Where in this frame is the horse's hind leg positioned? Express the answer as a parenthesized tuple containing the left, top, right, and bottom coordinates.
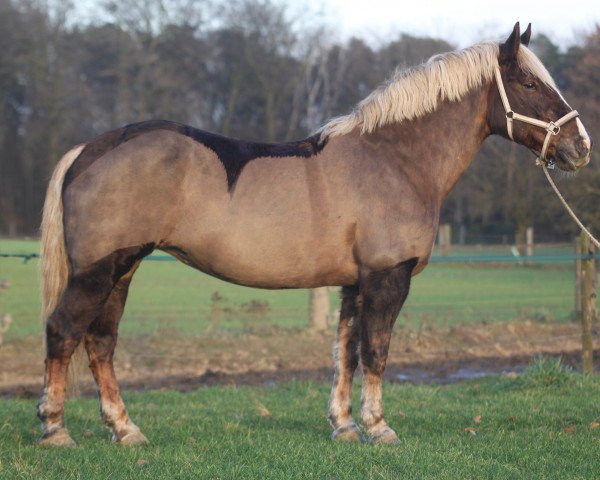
(328, 285, 362, 441)
(84, 263, 148, 445)
(37, 244, 153, 446)
(358, 258, 417, 444)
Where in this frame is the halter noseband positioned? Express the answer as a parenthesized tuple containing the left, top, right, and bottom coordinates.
(494, 67, 579, 167)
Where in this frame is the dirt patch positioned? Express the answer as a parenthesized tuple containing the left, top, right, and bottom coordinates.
(0, 319, 596, 398)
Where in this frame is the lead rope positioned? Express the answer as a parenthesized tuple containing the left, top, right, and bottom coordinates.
(540, 163, 600, 249)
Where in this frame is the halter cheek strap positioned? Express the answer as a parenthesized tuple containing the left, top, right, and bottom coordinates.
(494, 67, 579, 166)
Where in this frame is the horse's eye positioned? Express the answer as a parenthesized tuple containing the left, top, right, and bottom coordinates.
(523, 82, 536, 90)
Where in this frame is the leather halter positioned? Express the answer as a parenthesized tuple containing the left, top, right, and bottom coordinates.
(494, 67, 579, 166)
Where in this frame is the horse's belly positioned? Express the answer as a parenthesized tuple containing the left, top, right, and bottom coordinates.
(169, 231, 358, 289)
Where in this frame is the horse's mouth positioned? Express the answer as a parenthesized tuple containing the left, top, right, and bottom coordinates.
(536, 147, 590, 172)
(552, 150, 590, 172)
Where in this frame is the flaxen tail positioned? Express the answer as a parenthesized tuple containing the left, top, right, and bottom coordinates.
(40, 145, 86, 394)
(40, 144, 85, 323)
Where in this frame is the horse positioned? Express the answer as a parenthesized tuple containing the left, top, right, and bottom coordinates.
(37, 22, 592, 446)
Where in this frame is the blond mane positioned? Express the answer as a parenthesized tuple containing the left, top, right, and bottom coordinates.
(318, 43, 556, 139)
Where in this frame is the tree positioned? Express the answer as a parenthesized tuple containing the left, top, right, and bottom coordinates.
(0, 0, 597, 243)
(558, 27, 600, 233)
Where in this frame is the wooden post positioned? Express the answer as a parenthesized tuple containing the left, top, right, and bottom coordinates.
(575, 237, 582, 316)
(525, 227, 534, 257)
(458, 224, 466, 245)
(309, 287, 330, 331)
(438, 224, 451, 257)
(580, 231, 596, 375)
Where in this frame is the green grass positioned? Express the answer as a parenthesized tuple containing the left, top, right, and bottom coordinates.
(0, 238, 587, 340)
(519, 355, 575, 388)
(1, 370, 600, 479)
(1, 239, 598, 478)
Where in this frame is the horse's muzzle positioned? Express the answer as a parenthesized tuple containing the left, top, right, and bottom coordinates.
(575, 136, 592, 158)
(572, 155, 591, 169)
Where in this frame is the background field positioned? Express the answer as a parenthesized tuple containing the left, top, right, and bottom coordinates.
(0, 239, 587, 341)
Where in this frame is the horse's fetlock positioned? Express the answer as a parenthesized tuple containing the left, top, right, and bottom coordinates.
(100, 401, 130, 434)
(37, 397, 63, 421)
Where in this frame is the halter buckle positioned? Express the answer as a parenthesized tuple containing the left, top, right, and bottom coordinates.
(505, 111, 514, 119)
(536, 157, 556, 169)
(546, 122, 560, 135)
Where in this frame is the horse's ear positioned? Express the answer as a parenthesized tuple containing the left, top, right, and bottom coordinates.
(520, 23, 532, 47)
(499, 22, 521, 65)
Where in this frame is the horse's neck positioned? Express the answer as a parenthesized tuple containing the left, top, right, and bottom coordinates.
(365, 85, 490, 201)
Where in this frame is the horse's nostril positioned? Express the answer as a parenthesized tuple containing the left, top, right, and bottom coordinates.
(576, 137, 590, 157)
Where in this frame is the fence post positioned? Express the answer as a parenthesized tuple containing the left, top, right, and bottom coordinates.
(438, 224, 451, 257)
(526, 227, 534, 257)
(575, 237, 582, 316)
(309, 287, 330, 331)
(580, 231, 596, 375)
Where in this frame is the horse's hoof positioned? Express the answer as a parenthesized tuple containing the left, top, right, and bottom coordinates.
(115, 430, 149, 446)
(38, 428, 76, 447)
(369, 428, 399, 445)
(332, 424, 363, 442)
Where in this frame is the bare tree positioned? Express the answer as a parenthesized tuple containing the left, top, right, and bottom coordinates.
(306, 44, 332, 330)
(269, 21, 357, 330)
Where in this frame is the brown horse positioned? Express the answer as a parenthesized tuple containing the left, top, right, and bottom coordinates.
(38, 23, 592, 446)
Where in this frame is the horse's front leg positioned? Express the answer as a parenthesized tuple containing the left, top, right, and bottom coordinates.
(358, 258, 417, 444)
(328, 285, 362, 441)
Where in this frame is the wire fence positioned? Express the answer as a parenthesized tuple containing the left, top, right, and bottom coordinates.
(1, 240, 598, 379)
(0, 240, 598, 338)
(2, 248, 598, 264)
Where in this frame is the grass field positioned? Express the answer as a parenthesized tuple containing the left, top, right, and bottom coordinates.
(2, 242, 599, 478)
(1, 359, 599, 479)
(0, 238, 586, 341)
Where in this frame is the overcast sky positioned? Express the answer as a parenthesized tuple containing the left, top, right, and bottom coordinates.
(319, 0, 599, 48)
(75, 0, 599, 49)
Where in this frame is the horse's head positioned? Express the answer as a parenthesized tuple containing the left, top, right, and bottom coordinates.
(489, 22, 592, 171)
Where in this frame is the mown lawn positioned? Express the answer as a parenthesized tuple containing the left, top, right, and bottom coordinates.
(0, 238, 582, 341)
(1, 363, 599, 479)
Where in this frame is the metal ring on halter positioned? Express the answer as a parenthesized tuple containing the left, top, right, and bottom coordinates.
(546, 122, 560, 135)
